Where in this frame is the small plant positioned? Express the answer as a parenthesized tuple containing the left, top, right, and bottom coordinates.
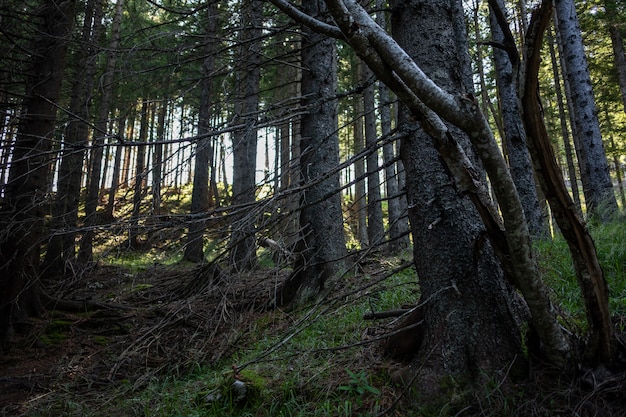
(337, 369, 381, 406)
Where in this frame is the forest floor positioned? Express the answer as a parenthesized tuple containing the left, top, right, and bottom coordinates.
(2, 255, 626, 416)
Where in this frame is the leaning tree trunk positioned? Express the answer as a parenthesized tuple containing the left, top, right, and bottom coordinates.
(276, 0, 347, 308)
(554, 0, 618, 219)
(0, 0, 75, 346)
(518, 3, 614, 364)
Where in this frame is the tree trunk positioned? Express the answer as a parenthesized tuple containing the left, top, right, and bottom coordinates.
(0, 0, 75, 346)
(78, 0, 124, 263)
(128, 100, 149, 248)
(520, 2, 614, 364)
(554, 0, 618, 219)
(103, 114, 126, 219)
(390, 0, 527, 399)
(42, 0, 103, 278)
(488, 0, 549, 239)
(228, 0, 262, 271)
(185, 2, 218, 262)
(353, 62, 368, 248)
(152, 97, 168, 217)
(379, 81, 409, 252)
(362, 63, 385, 247)
(276, 0, 347, 308)
(548, 28, 582, 213)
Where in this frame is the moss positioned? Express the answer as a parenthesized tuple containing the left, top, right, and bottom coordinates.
(40, 319, 73, 345)
(93, 335, 110, 345)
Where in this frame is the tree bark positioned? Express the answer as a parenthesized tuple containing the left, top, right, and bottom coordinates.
(276, 0, 347, 308)
(0, 0, 76, 346)
(228, 0, 262, 271)
(185, 2, 218, 262)
(488, 0, 549, 239)
(78, 0, 124, 263)
(554, 0, 618, 219)
(42, 0, 103, 278)
(362, 63, 385, 247)
(390, 0, 532, 398)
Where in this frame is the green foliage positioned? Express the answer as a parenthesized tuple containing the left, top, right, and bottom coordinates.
(337, 369, 381, 406)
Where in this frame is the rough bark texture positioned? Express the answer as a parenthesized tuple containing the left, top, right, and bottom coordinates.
(229, 0, 262, 271)
(488, 0, 549, 239)
(0, 0, 75, 346)
(276, 0, 347, 308)
(392, 0, 526, 400)
(185, 2, 217, 262)
(554, 0, 618, 218)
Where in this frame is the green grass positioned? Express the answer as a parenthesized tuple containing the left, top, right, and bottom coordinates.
(105, 262, 418, 417)
(536, 219, 626, 328)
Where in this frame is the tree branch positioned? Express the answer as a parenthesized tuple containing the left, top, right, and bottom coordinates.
(268, 0, 344, 40)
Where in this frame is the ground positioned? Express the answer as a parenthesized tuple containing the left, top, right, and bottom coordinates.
(0, 262, 287, 415)
(2, 259, 626, 416)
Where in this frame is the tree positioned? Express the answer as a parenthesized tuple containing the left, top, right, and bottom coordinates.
(488, 0, 549, 238)
(78, 0, 124, 263)
(554, 0, 618, 218)
(362, 64, 385, 247)
(228, 0, 262, 271)
(275, 0, 347, 308)
(185, 1, 219, 262)
(0, 0, 76, 346)
(42, 0, 104, 278)
(390, 0, 530, 397)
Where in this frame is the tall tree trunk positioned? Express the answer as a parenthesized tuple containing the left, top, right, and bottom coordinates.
(352, 65, 368, 248)
(185, 2, 218, 262)
(362, 64, 385, 247)
(379, 82, 409, 252)
(0, 0, 75, 346)
(488, 0, 549, 238)
(152, 97, 168, 217)
(554, 0, 618, 219)
(605, 0, 626, 117)
(128, 100, 149, 248)
(42, 0, 103, 278)
(392, 0, 526, 399)
(548, 28, 582, 213)
(276, 0, 347, 308)
(228, 0, 262, 270)
(78, 0, 124, 263)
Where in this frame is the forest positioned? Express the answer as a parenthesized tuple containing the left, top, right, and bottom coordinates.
(2, 0, 626, 415)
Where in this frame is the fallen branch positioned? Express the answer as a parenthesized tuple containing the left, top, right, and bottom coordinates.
(363, 309, 411, 320)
